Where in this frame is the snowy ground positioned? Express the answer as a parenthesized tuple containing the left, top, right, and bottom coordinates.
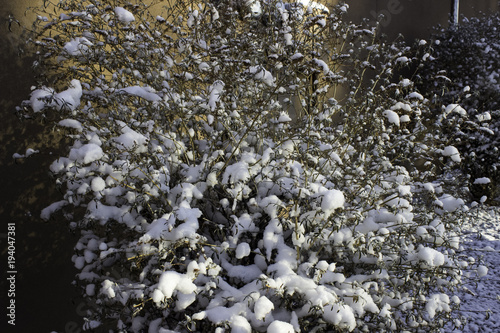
(454, 206, 500, 332)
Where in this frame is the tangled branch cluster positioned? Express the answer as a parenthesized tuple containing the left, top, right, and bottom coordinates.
(417, 15, 500, 203)
(19, 0, 480, 331)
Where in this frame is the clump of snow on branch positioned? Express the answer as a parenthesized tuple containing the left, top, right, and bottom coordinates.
(114, 7, 135, 23)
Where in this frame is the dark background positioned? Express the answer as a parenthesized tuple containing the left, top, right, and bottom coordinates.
(345, 0, 499, 42)
(0, 1, 83, 332)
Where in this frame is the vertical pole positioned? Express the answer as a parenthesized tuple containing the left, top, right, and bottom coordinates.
(450, 0, 460, 26)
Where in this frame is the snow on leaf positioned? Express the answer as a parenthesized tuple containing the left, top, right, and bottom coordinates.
(418, 246, 445, 267)
(407, 91, 424, 100)
(267, 320, 294, 333)
(444, 104, 467, 117)
(171, 203, 201, 237)
(222, 161, 251, 184)
(29, 86, 55, 112)
(117, 86, 161, 102)
(426, 293, 451, 319)
(322, 303, 356, 331)
(59, 119, 83, 131)
(249, 66, 275, 86)
(114, 7, 135, 23)
(439, 146, 461, 162)
(54, 79, 82, 110)
(155, 271, 196, 299)
(63, 37, 93, 56)
(435, 194, 464, 213)
(278, 112, 292, 122)
(101, 279, 116, 298)
(40, 200, 68, 220)
(391, 102, 411, 112)
(290, 53, 304, 61)
(395, 56, 409, 64)
(69, 143, 104, 164)
(113, 126, 148, 153)
(297, 0, 329, 13)
(207, 80, 224, 110)
(383, 110, 400, 126)
(476, 112, 491, 122)
(235, 242, 251, 259)
(91, 177, 106, 192)
(313, 58, 331, 75)
(474, 177, 491, 184)
(320, 189, 345, 218)
(477, 265, 488, 278)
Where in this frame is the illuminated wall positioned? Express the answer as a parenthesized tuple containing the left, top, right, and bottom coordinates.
(2, 0, 498, 43)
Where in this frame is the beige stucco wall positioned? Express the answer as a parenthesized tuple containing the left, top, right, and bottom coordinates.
(3, 1, 499, 42)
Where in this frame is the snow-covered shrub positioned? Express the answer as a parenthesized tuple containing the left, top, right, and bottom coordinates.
(416, 15, 500, 203)
(21, 0, 471, 331)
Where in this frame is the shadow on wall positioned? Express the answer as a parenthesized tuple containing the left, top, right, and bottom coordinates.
(0, 1, 85, 333)
(0, 1, 182, 332)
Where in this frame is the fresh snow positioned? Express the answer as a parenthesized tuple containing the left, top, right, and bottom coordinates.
(473, 177, 491, 185)
(54, 80, 82, 110)
(207, 81, 224, 110)
(450, 207, 500, 333)
(445, 103, 467, 117)
(297, 0, 329, 13)
(63, 37, 93, 56)
(383, 109, 400, 126)
(408, 91, 424, 100)
(426, 293, 452, 319)
(313, 58, 331, 75)
(29, 86, 54, 113)
(440, 145, 462, 163)
(40, 200, 68, 220)
(476, 112, 491, 122)
(30, 79, 82, 112)
(320, 189, 345, 217)
(113, 125, 149, 153)
(396, 56, 409, 64)
(90, 177, 106, 192)
(254, 296, 274, 321)
(391, 101, 412, 111)
(68, 143, 104, 164)
(278, 112, 292, 122)
(155, 271, 197, 299)
(101, 279, 116, 298)
(235, 242, 251, 259)
(267, 320, 294, 333)
(58, 119, 83, 131)
(12, 148, 39, 159)
(436, 194, 465, 212)
(417, 246, 446, 267)
(117, 86, 162, 102)
(114, 7, 135, 23)
(249, 66, 275, 86)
